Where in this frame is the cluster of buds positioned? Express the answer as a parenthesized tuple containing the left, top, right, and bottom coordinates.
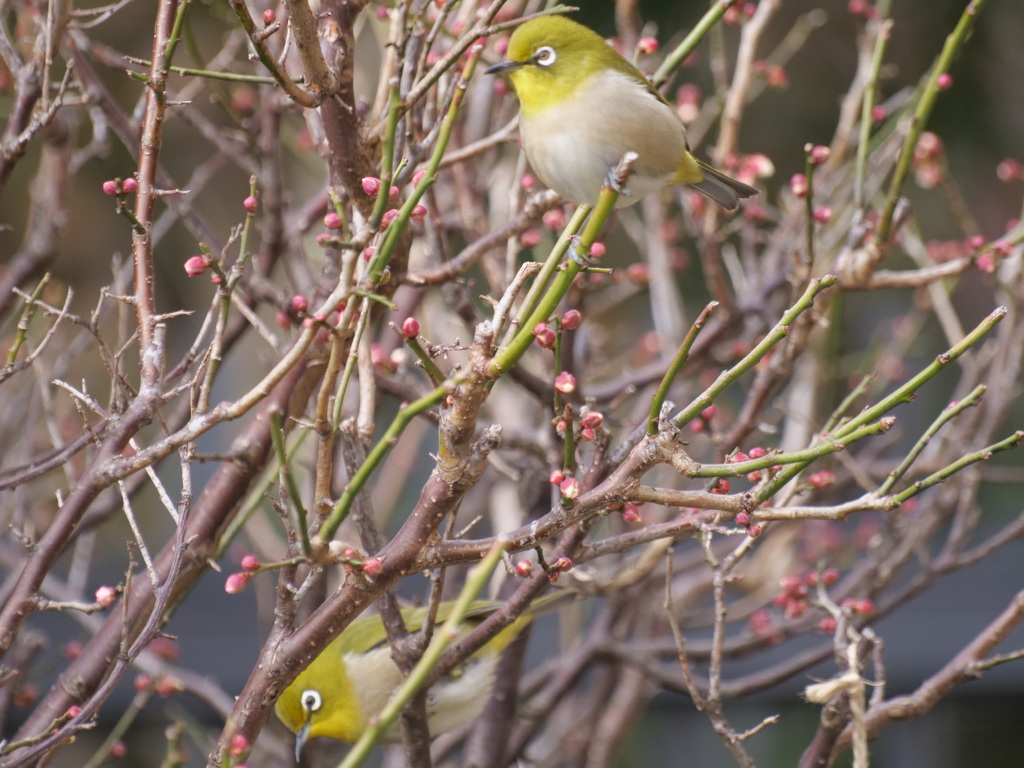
(723, 2, 758, 25)
(913, 131, 945, 189)
(688, 403, 717, 434)
(101, 177, 138, 196)
(546, 556, 573, 582)
(753, 60, 788, 89)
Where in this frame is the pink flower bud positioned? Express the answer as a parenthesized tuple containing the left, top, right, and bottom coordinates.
(533, 323, 556, 348)
(66, 705, 82, 719)
(240, 554, 261, 572)
(560, 309, 582, 330)
(63, 640, 83, 659)
(790, 173, 808, 198)
(184, 255, 210, 277)
(637, 36, 659, 56)
(558, 477, 580, 499)
(997, 159, 1022, 182)
(519, 229, 542, 248)
(734, 512, 750, 526)
(380, 208, 400, 229)
(389, 186, 400, 201)
(230, 733, 249, 757)
(549, 469, 565, 485)
(361, 557, 383, 576)
(411, 203, 428, 218)
(553, 556, 573, 572)
(748, 446, 767, 459)
(290, 295, 308, 312)
(808, 470, 836, 489)
(102, 180, 118, 195)
(808, 145, 831, 165)
(620, 502, 641, 523)
(936, 72, 952, 90)
(362, 246, 375, 261)
(225, 572, 250, 594)
(872, 105, 887, 122)
(514, 560, 533, 578)
(243, 195, 257, 212)
(401, 317, 420, 338)
(712, 478, 731, 495)
(263, 8, 276, 24)
(579, 410, 603, 429)
(589, 241, 607, 258)
(121, 177, 138, 194)
(542, 209, 566, 230)
(362, 176, 381, 196)
(700, 404, 717, 420)
(747, 523, 762, 536)
(154, 675, 184, 697)
(813, 206, 833, 223)
(95, 585, 117, 608)
(412, 169, 427, 186)
(520, 173, 537, 190)
(554, 371, 576, 393)
(324, 211, 343, 230)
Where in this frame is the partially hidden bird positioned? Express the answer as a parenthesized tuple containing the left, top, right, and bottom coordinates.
(486, 15, 758, 210)
(275, 598, 555, 757)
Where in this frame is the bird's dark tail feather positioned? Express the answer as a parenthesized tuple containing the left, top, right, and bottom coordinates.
(690, 160, 759, 211)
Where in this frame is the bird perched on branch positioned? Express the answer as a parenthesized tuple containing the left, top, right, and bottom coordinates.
(274, 598, 556, 756)
(486, 15, 757, 210)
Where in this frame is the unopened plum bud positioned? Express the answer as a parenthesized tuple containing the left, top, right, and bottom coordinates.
(361, 557, 383, 576)
(263, 8, 276, 24)
(620, 502, 641, 523)
(240, 554, 261, 572)
(534, 326, 556, 349)
(560, 308, 582, 329)
(290, 295, 308, 313)
(324, 212, 342, 230)
(412, 169, 427, 186)
(936, 72, 952, 90)
(579, 410, 603, 429)
(519, 229, 542, 248)
(230, 734, 249, 757)
(102, 180, 118, 195)
(589, 241, 607, 258)
(401, 317, 420, 338)
(813, 206, 833, 223)
(735, 512, 750, 526)
(553, 556, 573, 572)
(559, 477, 580, 499)
(184, 255, 209, 277)
(554, 371, 576, 393)
(790, 173, 808, 197)
(95, 585, 117, 608)
(637, 36, 659, 56)
(549, 469, 565, 485)
(361, 176, 381, 196)
(225, 572, 250, 594)
(808, 145, 831, 165)
(514, 560, 533, 578)
(243, 195, 257, 212)
(121, 178, 138, 194)
(380, 208, 400, 229)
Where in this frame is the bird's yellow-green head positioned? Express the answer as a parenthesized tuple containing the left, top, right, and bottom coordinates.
(486, 16, 639, 115)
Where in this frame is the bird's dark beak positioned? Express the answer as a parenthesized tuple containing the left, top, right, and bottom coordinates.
(484, 59, 526, 75)
(294, 717, 311, 762)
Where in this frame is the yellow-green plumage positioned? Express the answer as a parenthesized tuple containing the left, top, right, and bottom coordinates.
(274, 600, 543, 752)
(487, 15, 757, 209)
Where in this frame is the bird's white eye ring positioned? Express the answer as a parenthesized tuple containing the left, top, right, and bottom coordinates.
(301, 689, 322, 713)
(534, 46, 556, 67)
